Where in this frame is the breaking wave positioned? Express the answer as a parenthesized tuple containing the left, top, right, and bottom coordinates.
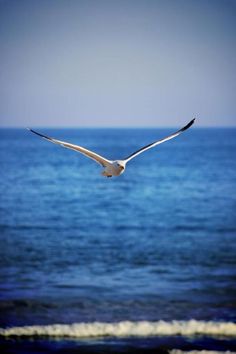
(170, 351, 236, 354)
(0, 320, 236, 338)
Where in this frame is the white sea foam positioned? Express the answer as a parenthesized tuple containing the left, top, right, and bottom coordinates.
(0, 320, 236, 338)
(170, 351, 236, 354)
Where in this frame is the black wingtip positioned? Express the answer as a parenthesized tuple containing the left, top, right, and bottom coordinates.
(27, 128, 53, 141)
(180, 118, 196, 132)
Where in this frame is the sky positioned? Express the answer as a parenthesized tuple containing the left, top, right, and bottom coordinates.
(0, 0, 235, 127)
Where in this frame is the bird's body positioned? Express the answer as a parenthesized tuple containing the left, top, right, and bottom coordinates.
(102, 160, 126, 177)
(28, 119, 195, 178)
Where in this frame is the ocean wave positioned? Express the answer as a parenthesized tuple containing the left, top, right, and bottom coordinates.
(0, 320, 236, 338)
(170, 351, 236, 354)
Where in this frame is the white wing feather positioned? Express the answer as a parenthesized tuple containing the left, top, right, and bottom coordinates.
(28, 129, 111, 167)
(124, 119, 195, 162)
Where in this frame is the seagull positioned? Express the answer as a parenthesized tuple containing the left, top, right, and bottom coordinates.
(28, 118, 195, 178)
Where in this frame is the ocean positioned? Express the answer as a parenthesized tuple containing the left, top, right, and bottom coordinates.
(0, 127, 236, 353)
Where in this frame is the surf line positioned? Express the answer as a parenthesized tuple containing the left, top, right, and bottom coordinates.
(1, 320, 236, 338)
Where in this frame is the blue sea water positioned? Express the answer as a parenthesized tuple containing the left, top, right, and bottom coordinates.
(0, 127, 236, 353)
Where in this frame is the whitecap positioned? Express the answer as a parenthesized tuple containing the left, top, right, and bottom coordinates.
(170, 351, 236, 354)
(1, 320, 236, 338)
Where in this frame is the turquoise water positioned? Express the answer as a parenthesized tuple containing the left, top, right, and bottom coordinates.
(0, 127, 236, 352)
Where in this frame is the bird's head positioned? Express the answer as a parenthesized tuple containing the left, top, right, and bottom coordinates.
(115, 160, 126, 173)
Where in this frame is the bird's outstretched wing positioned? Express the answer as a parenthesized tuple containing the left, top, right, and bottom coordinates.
(123, 118, 195, 162)
(28, 129, 111, 167)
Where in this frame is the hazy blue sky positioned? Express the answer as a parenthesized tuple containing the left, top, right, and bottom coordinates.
(0, 0, 235, 127)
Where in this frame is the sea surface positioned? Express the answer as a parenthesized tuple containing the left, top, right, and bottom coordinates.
(0, 127, 236, 353)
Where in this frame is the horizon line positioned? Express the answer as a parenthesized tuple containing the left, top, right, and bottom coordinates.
(0, 124, 236, 129)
